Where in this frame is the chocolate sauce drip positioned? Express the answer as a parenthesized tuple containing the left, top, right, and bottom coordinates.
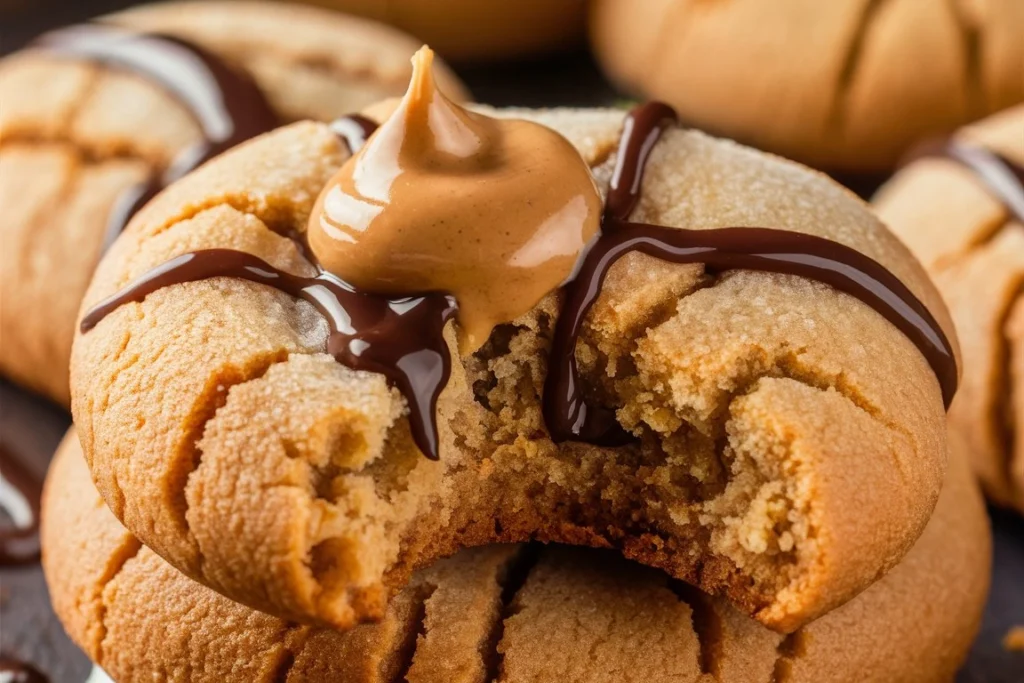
(330, 115, 379, 158)
(79, 117, 458, 460)
(904, 139, 1024, 223)
(80, 106, 958, 459)
(542, 103, 958, 444)
(0, 658, 48, 683)
(80, 249, 456, 459)
(0, 446, 42, 566)
(35, 25, 279, 246)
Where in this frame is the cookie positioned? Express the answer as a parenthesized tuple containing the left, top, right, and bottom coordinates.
(42, 427, 990, 683)
(70, 61, 958, 635)
(295, 0, 587, 62)
(589, 0, 1024, 172)
(873, 104, 1024, 512)
(0, 0, 467, 405)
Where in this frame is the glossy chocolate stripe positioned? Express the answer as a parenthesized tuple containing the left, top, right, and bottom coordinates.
(80, 248, 456, 460)
(35, 24, 279, 244)
(0, 445, 42, 566)
(542, 103, 958, 444)
(0, 657, 48, 683)
(904, 139, 1024, 223)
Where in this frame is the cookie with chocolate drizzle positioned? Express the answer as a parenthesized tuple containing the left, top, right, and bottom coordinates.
(875, 104, 1024, 514)
(43, 428, 990, 683)
(0, 0, 467, 405)
(72, 47, 958, 633)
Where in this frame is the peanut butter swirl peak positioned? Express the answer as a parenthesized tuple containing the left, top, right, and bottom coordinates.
(309, 47, 602, 354)
(82, 47, 958, 462)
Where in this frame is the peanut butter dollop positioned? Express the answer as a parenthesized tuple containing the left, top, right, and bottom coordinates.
(307, 46, 602, 352)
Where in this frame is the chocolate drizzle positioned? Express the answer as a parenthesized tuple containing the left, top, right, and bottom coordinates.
(80, 248, 456, 460)
(542, 103, 958, 443)
(0, 657, 48, 683)
(903, 139, 1024, 223)
(0, 446, 42, 565)
(80, 117, 457, 461)
(35, 25, 279, 244)
(80, 104, 958, 460)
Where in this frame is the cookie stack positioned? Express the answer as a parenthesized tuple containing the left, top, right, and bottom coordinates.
(0, 2, 1005, 682)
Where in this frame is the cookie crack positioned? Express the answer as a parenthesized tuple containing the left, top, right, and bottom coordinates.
(180, 350, 317, 563)
(828, 0, 887, 134)
(668, 579, 723, 677)
(93, 537, 143, 667)
(269, 624, 311, 683)
(484, 544, 544, 683)
(388, 582, 437, 683)
(769, 629, 806, 683)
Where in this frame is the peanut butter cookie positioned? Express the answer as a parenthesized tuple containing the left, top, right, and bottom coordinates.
(874, 104, 1024, 512)
(71, 62, 958, 635)
(0, 0, 466, 404)
(42, 428, 990, 683)
(590, 0, 1024, 172)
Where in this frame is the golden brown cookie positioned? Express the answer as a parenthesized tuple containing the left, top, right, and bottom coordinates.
(873, 104, 1024, 512)
(294, 0, 587, 62)
(43, 427, 990, 683)
(589, 0, 1024, 172)
(70, 101, 956, 633)
(0, 0, 466, 405)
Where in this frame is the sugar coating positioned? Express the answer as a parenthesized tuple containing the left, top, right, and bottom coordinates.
(874, 103, 1024, 512)
(71, 107, 955, 633)
(42, 429, 989, 682)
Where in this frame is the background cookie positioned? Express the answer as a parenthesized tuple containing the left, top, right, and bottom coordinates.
(292, 0, 587, 63)
(43, 427, 990, 683)
(71, 105, 954, 633)
(589, 0, 1024, 172)
(873, 104, 1024, 512)
(0, 0, 467, 405)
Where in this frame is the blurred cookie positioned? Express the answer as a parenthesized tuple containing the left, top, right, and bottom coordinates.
(71, 92, 955, 633)
(0, 0, 466, 404)
(874, 104, 1024, 511)
(590, 0, 1024, 172)
(43, 428, 990, 683)
(295, 0, 587, 62)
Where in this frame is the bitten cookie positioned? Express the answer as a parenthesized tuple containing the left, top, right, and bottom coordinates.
(874, 104, 1024, 512)
(0, 0, 466, 404)
(71, 86, 957, 634)
(294, 0, 587, 62)
(589, 0, 1024, 172)
(43, 428, 990, 683)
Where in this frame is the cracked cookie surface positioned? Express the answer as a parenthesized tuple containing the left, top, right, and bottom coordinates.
(43, 428, 989, 683)
(590, 0, 1024, 172)
(71, 106, 956, 633)
(874, 104, 1024, 512)
(0, 0, 466, 404)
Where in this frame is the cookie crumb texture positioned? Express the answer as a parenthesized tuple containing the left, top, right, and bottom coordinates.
(43, 430, 989, 683)
(590, 0, 1024, 171)
(874, 104, 1024, 512)
(71, 108, 954, 633)
(0, 0, 467, 404)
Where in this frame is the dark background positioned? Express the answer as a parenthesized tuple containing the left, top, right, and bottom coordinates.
(1, 2, 1022, 682)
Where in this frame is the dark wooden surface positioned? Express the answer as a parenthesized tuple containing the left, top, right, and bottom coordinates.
(1, 3, 1022, 682)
